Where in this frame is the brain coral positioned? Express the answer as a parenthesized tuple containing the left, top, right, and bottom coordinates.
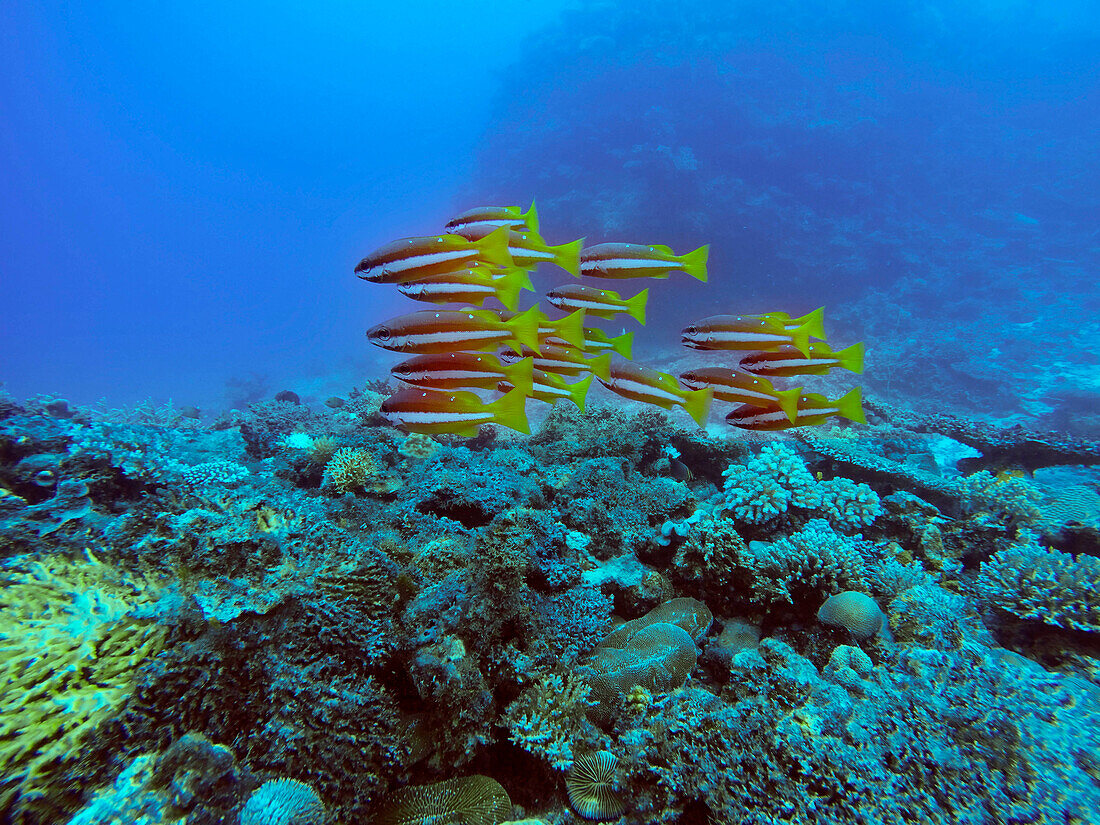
(373, 775, 512, 825)
(240, 778, 325, 825)
(566, 751, 624, 821)
(817, 591, 885, 640)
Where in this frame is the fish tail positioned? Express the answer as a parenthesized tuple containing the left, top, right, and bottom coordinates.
(838, 342, 865, 374)
(626, 288, 648, 325)
(789, 324, 812, 357)
(474, 226, 514, 268)
(490, 386, 531, 434)
(679, 244, 709, 282)
(512, 266, 535, 293)
(506, 306, 542, 353)
(554, 309, 587, 349)
(523, 200, 540, 234)
(773, 387, 802, 423)
(505, 356, 535, 397)
(569, 374, 595, 412)
(682, 386, 713, 428)
(551, 237, 584, 276)
(797, 306, 826, 340)
(608, 331, 634, 359)
(834, 386, 866, 424)
(493, 269, 525, 311)
(586, 352, 612, 381)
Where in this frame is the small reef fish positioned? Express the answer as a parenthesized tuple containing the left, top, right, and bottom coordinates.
(381, 386, 530, 436)
(738, 342, 865, 377)
(366, 307, 540, 354)
(679, 366, 802, 422)
(461, 225, 583, 275)
(396, 266, 533, 311)
(391, 352, 534, 395)
(499, 369, 594, 411)
(726, 387, 866, 430)
(355, 228, 513, 284)
(444, 202, 539, 236)
(545, 284, 648, 324)
(597, 360, 713, 427)
(501, 344, 612, 380)
(532, 308, 587, 351)
(578, 327, 633, 359)
(579, 242, 708, 282)
(680, 314, 813, 357)
(751, 306, 826, 341)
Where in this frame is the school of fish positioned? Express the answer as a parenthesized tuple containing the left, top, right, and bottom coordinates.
(354, 203, 865, 436)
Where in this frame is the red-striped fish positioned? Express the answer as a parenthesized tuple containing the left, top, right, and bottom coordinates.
(579, 242, 708, 281)
(354, 227, 512, 284)
(679, 367, 802, 422)
(366, 307, 540, 354)
(460, 225, 583, 275)
(725, 387, 865, 431)
(445, 202, 539, 236)
(396, 266, 532, 311)
(681, 315, 813, 357)
(753, 307, 826, 340)
(501, 345, 612, 380)
(738, 342, 865, 377)
(499, 370, 594, 411)
(391, 352, 534, 395)
(381, 386, 530, 436)
(597, 360, 713, 427)
(545, 284, 648, 324)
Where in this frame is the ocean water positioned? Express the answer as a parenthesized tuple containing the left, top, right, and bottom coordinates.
(2, 2, 1099, 824)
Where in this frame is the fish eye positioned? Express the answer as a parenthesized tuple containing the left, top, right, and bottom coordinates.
(394, 363, 410, 374)
(685, 325, 697, 335)
(375, 327, 391, 340)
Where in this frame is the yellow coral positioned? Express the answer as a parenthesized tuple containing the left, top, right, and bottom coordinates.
(0, 551, 165, 815)
(324, 448, 379, 494)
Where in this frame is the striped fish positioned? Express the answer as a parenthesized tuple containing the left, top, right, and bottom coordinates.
(597, 360, 713, 427)
(679, 367, 802, 422)
(545, 284, 648, 324)
(681, 314, 813, 357)
(726, 387, 865, 431)
(445, 202, 539, 236)
(579, 242, 708, 281)
(499, 370, 594, 411)
(381, 386, 529, 436)
(366, 307, 540, 354)
(753, 306, 826, 340)
(396, 266, 533, 311)
(354, 227, 512, 284)
(391, 352, 534, 395)
(739, 342, 865, 377)
(501, 344, 612, 380)
(462, 225, 583, 275)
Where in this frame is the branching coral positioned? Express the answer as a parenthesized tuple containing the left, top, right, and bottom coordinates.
(503, 672, 598, 770)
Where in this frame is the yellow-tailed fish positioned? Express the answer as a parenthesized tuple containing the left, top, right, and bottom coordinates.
(579, 242, 708, 282)
(499, 369, 594, 411)
(579, 327, 633, 359)
(725, 387, 865, 431)
(355, 227, 513, 284)
(679, 366, 802, 423)
(754, 307, 826, 340)
(391, 352, 534, 395)
(501, 345, 612, 381)
(533, 308, 587, 350)
(445, 201, 539, 236)
(396, 265, 532, 311)
(545, 284, 648, 324)
(366, 307, 540, 354)
(681, 314, 813, 357)
(597, 360, 712, 427)
(462, 225, 583, 275)
(738, 342, 865, 377)
(381, 386, 530, 436)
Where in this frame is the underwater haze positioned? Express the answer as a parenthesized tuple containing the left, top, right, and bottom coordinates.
(3, 3, 1100, 825)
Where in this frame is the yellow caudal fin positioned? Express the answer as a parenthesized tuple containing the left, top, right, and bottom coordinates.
(505, 306, 541, 354)
(789, 323, 812, 357)
(837, 342, 865, 374)
(834, 386, 866, 424)
(551, 237, 584, 277)
(679, 244, 709, 282)
(568, 374, 595, 411)
(794, 306, 826, 340)
(490, 386, 531, 434)
(474, 226, 514, 268)
(504, 356, 535, 397)
(607, 331, 634, 359)
(522, 200, 539, 234)
(772, 387, 802, 423)
(626, 288, 648, 325)
(682, 386, 713, 428)
(492, 269, 527, 311)
(586, 352, 612, 381)
(551, 309, 586, 350)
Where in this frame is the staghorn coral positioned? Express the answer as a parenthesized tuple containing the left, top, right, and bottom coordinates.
(239, 778, 324, 825)
(743, 519, 868, 607)
(323, 447, 380, 494)
(566, 751, 624, 821)
(503, 671, 599, 769)
(372, 775, 512, 825)
(0, 551, 166, 820)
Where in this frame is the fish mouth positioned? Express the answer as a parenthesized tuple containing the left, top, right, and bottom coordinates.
(680, 336, 704, 349)
(355, 261, 384, 281)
